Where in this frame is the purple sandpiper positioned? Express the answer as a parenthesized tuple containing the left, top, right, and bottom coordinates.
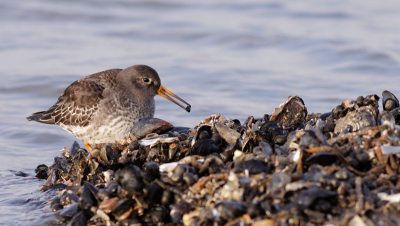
(27, 65, 191, 150)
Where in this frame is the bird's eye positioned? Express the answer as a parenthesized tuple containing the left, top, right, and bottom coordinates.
(142, 78, 150, 83)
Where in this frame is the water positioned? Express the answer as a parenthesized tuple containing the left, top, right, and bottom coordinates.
(1, 0, 400, 224)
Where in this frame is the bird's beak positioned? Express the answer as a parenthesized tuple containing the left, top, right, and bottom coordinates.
(158, 85, 191, 112)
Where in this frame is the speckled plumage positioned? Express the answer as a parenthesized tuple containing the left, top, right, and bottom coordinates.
(28, 65, 163, 144)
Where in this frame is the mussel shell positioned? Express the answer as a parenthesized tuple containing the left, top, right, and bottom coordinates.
(389, 107, 400, 124)
(363, 98, 373, 106)
(356, 96, 364, 107)
(106, 180, 120, 194)
(332, 105, 347, 119)
(182, 172, 198, 186)
(220, 151, 233, 163)
(67, 211, 88, 226)
(382, 90, 399, 111)
(35, 164, 48, 179)
(167, 126, 191, 135)
(161, 190, 173, 206)
(99, 144, 118, 165)
(148, 181, 163, 204)
(54, 157, 70, 175)
(130, 117, 174, 139)
(243, 116, 254, 128)
(99, 197, 120, 213)
(144, 161, 160, 182)
(78, 182, 98, 211)
(142, 206, 168, 225)
(270, 95, 308, 131)
(51, 197, 62, 212)
(322, 122, 335, 133)
(170, 201, 192, 224)
(211, 129, 222, 147)
(377, 111, 395, 128)
(115, 165, 144, 193)
(259, 121, 284, 142)
(119, 218, 142, 226)
(299, 134, 320, 149)
(60, 192, 79, 206)
(228, 119, 241, 129)
(334, 169, 352, 180)
(169, 143, 178, 160)
(247, 203, 264, 218)
(96, 189, 113, 201)
(85, 181, 99, 198)
(215, 122, 240, 146)
(269, 172, 291, 196)
(69, 149, 89, 182)
(191, 138, 220, 156)
(256, 141, 273, 157)
(60, 203, 79, 218)
(191, 125, 212, 144)
(295, 187, 337, 209)
(212, 201, 246, 222)
(274, 134, 287, 145)
(112, 199, 134, 217)
(138, 134, 169, 146)
(304, 152, 338, 167)
(302, 166, 332, 182)
(334, 105, 377, 133)
(318, 112, 332, 121)
(234, 159, 270, 174)
(128, 140, 139, 151)
(70, 141, 80, 158)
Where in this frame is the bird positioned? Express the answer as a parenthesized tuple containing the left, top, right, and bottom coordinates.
(27, 65, 191, 151)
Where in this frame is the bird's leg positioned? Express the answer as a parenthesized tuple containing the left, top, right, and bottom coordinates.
(84, 143, 103, 161)
(84, 143, 93, 152)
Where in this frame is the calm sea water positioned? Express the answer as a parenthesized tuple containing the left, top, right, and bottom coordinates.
(1, 0, 400, 224)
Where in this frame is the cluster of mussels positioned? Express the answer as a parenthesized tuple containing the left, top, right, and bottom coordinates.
(37, 91, 400, 226)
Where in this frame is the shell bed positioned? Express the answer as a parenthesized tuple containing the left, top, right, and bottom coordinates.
(36, 91, 400, 226)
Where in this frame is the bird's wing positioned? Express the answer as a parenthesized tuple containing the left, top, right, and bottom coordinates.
(27, 79, 106, 127)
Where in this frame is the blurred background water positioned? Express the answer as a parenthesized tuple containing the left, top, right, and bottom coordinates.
(1, 0, 400, 224)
